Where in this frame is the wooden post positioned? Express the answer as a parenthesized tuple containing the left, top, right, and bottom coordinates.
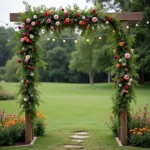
(25, 112, 32, 144)
(119, 21, 128, 145)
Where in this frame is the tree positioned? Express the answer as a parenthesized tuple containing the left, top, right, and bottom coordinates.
(41, 46, 69, 82)
(0, 27, 15, 66)
(4, 56, 19, 82)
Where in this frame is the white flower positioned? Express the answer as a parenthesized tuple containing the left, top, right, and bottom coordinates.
(25, 55, 30, 60)
(122, 62, 126, 66)
(30, 95, 33, 97)
(127, 82, 131, 86)
(31, 21, 35, 26)
(82, 16, 86, 20)
(21, 80, 24, 83)
(113, 49, 116, 53)
(22, 47, 25, 50)
(50, 26, 54, 30)
(21, 105, 24, 108)
(30, 72, 34, 76)
(33, 15, 37, 19)
(119, 59, 122, 62)
(54, 15, 59, 19)
(56, 21, 60, 26)
(30, 34, 34, 39)
(129, 78, 133, 82)
(24, 98, 27, 102)
(119, 84, 122, 87)
(130, 49, 134, 53)
(105, 21, 109, 24)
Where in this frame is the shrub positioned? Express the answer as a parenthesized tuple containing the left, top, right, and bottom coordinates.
(105, 114, 119, 137)
(129, 105, 150, 147)
(0, 110, 47, 146)
(129, 126, 150, 147)
(0, 85, 16, 100)
(34, 111, 47, 136)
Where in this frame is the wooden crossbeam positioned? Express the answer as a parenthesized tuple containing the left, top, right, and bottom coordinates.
(10, 12, 142, 22)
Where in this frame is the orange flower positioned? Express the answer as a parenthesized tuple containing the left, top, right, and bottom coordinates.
(119, 41, 124, 47)
(47, 11, 51, 15)
(116, 64, 121, 68)
(65, 18, 70, 23)
(79, 21, 83, 25)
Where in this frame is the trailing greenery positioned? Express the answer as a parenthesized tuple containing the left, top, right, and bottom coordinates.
(16, 2, 137, 127)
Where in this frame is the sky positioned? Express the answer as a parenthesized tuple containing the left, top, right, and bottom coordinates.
(0, 0, 93, 28)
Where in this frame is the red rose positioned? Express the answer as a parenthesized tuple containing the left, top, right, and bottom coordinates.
(121, 78, 125, 82)
(30, 66, 34, 71)
(58, 27, 61, 31)
(23, 33, 28, 37)
(18, 26, 22, 29)
(25, 25, 30, 30)
(65, 12, 68, 17)
(124, 86, 129, 89)
(20, 51, 23, 55)
(109, 17, 113, 21)
(114, 55, 118, 59)
(61, 8, 64, 11)
(63, 20, 67, 25)
(85, 18, 89, 23)
(18, 60, 21, 63)
(92, 9, 96, 14)
(44, 12, 48, 16)
(76, 14, 80, 17)
(24, 50, 27, 53)
(35, 22, 39, 25)
(102, 18, 106, 22)
(70, 21, 74, 25)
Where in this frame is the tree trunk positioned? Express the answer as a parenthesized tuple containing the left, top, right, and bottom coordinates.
(88, 71, 94, 85)
(107, 72, 111, 83)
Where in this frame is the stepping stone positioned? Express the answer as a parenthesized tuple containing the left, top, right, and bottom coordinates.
(63, 145, 82, 149)
(73, 132, 88, 136)
(71, 135, 89, 139)
(72, 139, 83, 143)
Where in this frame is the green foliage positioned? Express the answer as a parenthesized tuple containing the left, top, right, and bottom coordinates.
(34, 119, 46, 136)
(105, 114, 119, 137)
(0, 124, 25, 146)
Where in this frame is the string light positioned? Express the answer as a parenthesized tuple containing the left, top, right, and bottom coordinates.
(126, 26, 129, 29)
(136, 24, 139, 27)
(99, 36, 102, 40)
(63, 39, 66, 43)
(86, 39, 89, 42)
(74, 40, 78, 43)
(147, 21, 149, 24)
(52, 38, 55, 42)
(47, 37, 50, 40)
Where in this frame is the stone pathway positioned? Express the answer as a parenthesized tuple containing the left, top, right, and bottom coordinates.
(63, 131, 89, 150)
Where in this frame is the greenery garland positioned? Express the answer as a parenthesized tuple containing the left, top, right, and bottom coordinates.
(17, 2, 138, 122)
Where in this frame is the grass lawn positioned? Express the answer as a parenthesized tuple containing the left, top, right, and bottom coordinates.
(0, 82, 150, 150)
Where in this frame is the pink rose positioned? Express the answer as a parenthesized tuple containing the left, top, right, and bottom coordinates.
(24, 59, 28, 63)
(92, 17, 98, 23)
(125, 53, 131, 59)
(26, 18, 31, 23)
(20, 38, 24, 42)
(124, 74, 129, 80)
(56, 21, 60, 26)
(54, 15, 59, 19)
(47, 19, 51, 23)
